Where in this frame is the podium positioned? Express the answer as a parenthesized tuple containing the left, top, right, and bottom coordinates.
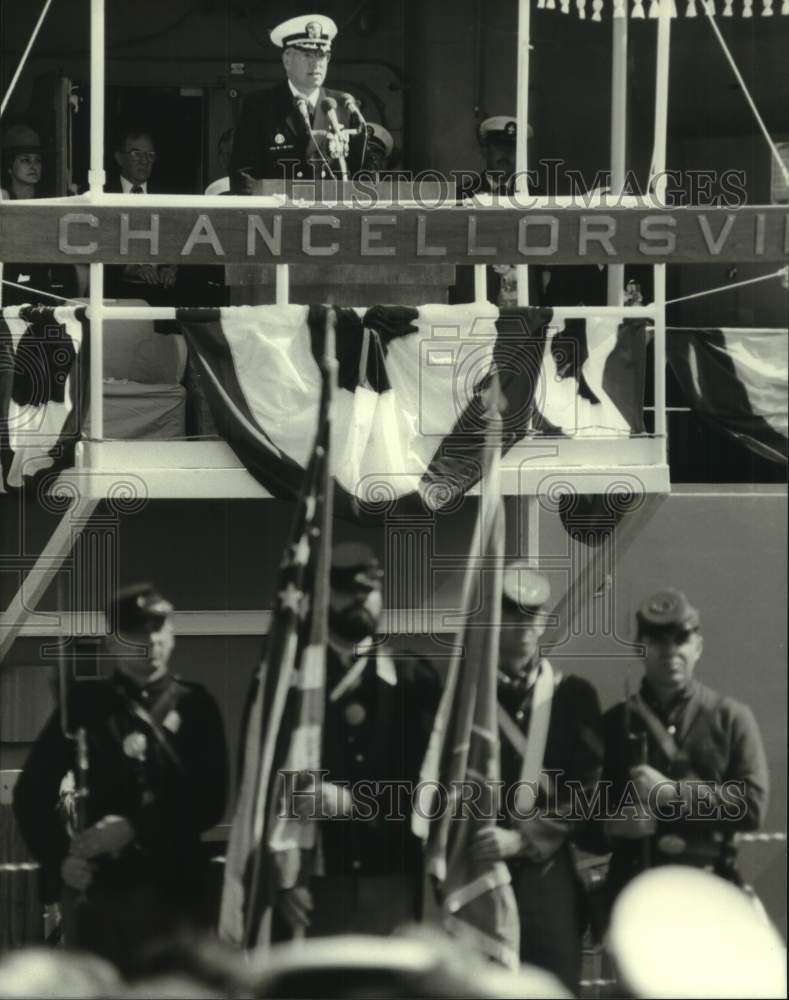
(226, 179, 456, 307)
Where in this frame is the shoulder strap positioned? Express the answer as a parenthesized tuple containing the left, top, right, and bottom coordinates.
(630, 692, 680, 762)
(498, 659, 556, 811)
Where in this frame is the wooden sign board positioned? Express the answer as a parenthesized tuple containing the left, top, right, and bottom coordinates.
(0, 203, 786, 265)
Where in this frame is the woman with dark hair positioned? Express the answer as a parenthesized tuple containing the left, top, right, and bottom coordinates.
(1, 123, 82, 306)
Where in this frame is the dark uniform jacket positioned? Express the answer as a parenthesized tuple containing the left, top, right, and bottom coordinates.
(318, 645, 441, 879)
(14, 671, 228, 903)
(498, 667, 604, 858)
(602, 679, 769, 895)
(229, 82, 365, 189)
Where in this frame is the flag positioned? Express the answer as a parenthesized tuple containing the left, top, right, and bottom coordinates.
(667, 327, 788, 464)
(176, 304, 647, 516)
(0, 305, 88, 492)
(412, 373, 520, 969)
(219, 313, 335, 948)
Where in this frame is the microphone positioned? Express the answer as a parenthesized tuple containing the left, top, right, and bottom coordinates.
(294, 95, 312, 130)
(341, 92, 366, 126)
(320, 96, 348, 180)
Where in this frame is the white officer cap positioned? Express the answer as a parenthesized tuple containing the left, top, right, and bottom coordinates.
(478, 116, 533, 145)
(270, 14, 337, 52)
(608, 866, 786, 998)
(365, 122, 394, 158)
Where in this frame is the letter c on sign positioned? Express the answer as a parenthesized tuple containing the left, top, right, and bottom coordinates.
(59, 213, 99, 255)
(303, 215, 340, 256)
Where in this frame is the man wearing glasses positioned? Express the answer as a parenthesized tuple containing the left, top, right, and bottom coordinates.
(229, 13, 367, 191)
(105, 125, 177, 297)
(599, 588, 769, 901)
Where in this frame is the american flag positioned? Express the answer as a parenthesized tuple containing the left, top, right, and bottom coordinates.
(412, 373, 521, 969)
(219, 314, 335, 949)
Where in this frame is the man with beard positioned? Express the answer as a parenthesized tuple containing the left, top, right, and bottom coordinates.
(14, 584, 228, 974)
(275, 541, 441, 938)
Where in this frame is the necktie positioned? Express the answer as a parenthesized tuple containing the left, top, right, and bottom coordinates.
(131, 185, 143, 194)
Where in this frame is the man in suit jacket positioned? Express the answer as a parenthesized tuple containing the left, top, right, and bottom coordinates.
(229, 14, 366, 191)
(104, 125, 177, 301)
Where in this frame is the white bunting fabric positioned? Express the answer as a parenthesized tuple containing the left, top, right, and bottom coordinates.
(0, 306, 87, 492)
(537, 0, 787, 15)
(177, 303, 648, 517)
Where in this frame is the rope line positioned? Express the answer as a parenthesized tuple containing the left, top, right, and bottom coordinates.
(0, 0, 57, 119)
(666, 267, 788, 305)
(0, 279, 82, 306)
(703, 10, 789, 187)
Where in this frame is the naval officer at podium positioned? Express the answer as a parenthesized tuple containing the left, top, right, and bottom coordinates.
(229, 13, 368, 190)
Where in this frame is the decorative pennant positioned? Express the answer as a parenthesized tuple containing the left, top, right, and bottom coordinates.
(577, 0, 587, 16)
(761, 0, 774, 13)
(648, 0, 661, 14)
(686, 0, 698, 14)
(560, 0, 571, 12)
(782, 0, 789, 14)
(613, 0, 627, 15)
(632, 0, 647, 14)
(592, 0, 604, 19)
(723, 0, 733, 12)
(743, 0, 753, 14)
(537, 0, 546, 8)
(546, 0, 556, 8)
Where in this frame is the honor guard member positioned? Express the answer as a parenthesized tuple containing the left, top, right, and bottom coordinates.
(276, 542, 441, 939)
(229, 13, 367, 190)
(469, 564, 604, 993)
(600, 589, 769, 902)
(362, 122, 395, 175)
(14, 584, 228, 974)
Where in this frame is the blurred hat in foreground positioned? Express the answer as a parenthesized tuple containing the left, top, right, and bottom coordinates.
(249, 931, 571, 997)
(608, 866, 786, 998)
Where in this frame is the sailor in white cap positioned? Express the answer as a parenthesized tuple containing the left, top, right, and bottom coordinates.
(477, 115, 532, 197)
(363, 122, 395, 174)
(468, 562, 604, 993)
(229, 13, 368, 189)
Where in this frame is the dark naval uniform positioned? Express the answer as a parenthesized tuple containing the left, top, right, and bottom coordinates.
(229, 82, 365, 188)
(499, 664, 604, 990)
(602, 678, 769, 898)
(14, 669, 228, 971)
(306, 644, 440, 936)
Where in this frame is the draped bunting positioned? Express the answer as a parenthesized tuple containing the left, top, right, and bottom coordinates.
(0, 306, 88, 493)
(537, 0, 787, 15)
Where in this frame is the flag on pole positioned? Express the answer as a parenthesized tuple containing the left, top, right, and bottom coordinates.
(412, 373, 520, 969)
(0, 305, 88, 492)
(219, 311, 336, 948)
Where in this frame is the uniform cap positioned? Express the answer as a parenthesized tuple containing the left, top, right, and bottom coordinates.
(365, 122, 394, 158)
(478, 116, 533, 145)
(331, 541, 383, 591)
(502, 562, 551, 611)
(2, 124, 42, 156)
(114, 582, 174, 633)
(271, 14, 337, 51)
(636, 588, 700, 632)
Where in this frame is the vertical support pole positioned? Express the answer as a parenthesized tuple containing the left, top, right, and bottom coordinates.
(275, 264, 289, 305)
(89, 264, 104, 441)
(651, 0, 671, 460)
(473, 265, 487, 302)
(515, 0, 531, 308)
(89, 0, 105, 196)
(608, 13, 628, 306)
